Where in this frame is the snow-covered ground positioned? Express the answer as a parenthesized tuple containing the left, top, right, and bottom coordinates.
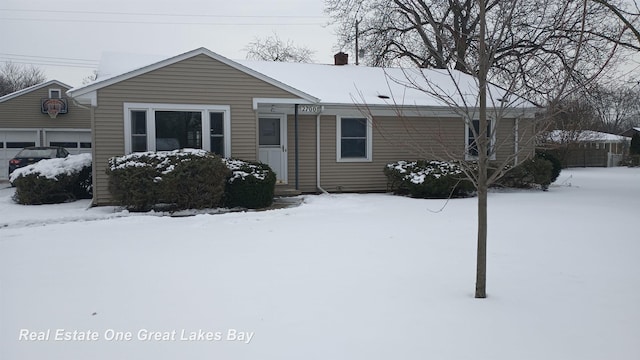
(1, 167, 639, 360)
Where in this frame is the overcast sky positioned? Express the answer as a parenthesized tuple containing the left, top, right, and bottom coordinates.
(0, 0, 340, 87)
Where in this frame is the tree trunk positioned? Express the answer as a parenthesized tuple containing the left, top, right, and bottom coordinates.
(475, 0, 489, 299)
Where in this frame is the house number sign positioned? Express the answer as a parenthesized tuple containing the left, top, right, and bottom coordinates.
(299, 105, 322, 114)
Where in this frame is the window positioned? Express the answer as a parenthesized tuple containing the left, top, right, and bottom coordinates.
(7, 142, 36, 148)
(49, 89, 61, 99)
(131, 110, 148, 152)
(80, 142, 92, 149)
(337, 116, 372, 162)
(124, 103, 231, 156)
(210, 112, 224, 156)
(155, 111, 202, 150)
(466, 118, 494, 159)
(50, 141, 77, 148)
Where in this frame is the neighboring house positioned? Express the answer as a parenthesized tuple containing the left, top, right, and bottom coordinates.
(0, 80, 92, 179)
(67, 47, 538, 206)
(545, 130, 631, 167)
(620, 127, 640, 138)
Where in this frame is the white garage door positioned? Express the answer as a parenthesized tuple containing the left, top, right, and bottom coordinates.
(0, 130, 40, 179)
(44, 131, 92, 155)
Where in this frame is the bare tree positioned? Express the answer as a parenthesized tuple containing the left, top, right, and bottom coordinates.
(0, 62, 47, 97)
(337, 0, 630, 298)
(588, 83, 640, 133)
(244, 33, 315, 63)
(325, 0, 638, 102)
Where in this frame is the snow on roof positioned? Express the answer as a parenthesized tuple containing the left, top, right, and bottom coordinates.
(70, 47, 536, 109)
(0, 80, 71, 103)
(547, 130, 631, 143)
(237, 60, 535, 108)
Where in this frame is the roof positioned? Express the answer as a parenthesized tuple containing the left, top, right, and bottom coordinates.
(68, 48, 318, 104)
(0, 80, 71, 103)
(547, 130, 631, 143)
(68, 47, 536, 110)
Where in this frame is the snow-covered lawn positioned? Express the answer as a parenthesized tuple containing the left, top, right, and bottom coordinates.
(1, 167, 639, 360)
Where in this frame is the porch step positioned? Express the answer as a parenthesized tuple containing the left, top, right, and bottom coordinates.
(274, 187, 302, 197)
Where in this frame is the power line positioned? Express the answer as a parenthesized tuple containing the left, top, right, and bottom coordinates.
(0, 59, 97, 69)
(0, 53, 98, 64)
(0, 8, 328, 19)
(0, 17, 324, 26)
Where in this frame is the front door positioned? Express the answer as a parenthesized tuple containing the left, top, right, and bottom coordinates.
(258, 115, 287, 183)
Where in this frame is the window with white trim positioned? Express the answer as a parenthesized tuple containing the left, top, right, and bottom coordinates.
(49, 89, 61, 99)
(337, 116, 372, 162)
(466, 118, 495, 160)
(124, 103, 231, 156)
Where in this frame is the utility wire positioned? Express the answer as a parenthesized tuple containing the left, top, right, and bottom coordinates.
(0, 17, 324, 26)
(0, 8, 328, 19)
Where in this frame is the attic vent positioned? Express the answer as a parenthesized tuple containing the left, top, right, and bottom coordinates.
(377, 95, 390, 99)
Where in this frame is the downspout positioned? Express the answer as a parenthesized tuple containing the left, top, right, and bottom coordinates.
(316, 114, 328, 194)
(514, 117, 519, 166)
(294, 104, 299, 190)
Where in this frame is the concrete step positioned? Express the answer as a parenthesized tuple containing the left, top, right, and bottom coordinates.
(274, 187, 302, 197)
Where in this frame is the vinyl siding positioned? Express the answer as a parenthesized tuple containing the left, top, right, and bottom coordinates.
(286, 114, 317, 192)
(92, 54, 297, 204)
(318, 114, 532, 192)
(0, 85, 90, 129)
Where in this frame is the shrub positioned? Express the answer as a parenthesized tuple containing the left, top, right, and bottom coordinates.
(535, 150, 562, 183)
(384, 160, 475, 199)
(107, 149, 229, 211)
(223, 159, 277, 209)
(10, 153, 93, 205)
(497, 156, 553, 190)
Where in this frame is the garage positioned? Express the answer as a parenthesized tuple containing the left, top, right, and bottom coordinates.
(0, 130, 40, 179)
(44, 130, 92, 155)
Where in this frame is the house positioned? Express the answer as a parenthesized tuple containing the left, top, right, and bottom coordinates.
(545, 129, 631, 167)
(620, 127, 640, 138)
(0, 80, 92, 179)
(67, 47, 538, 206)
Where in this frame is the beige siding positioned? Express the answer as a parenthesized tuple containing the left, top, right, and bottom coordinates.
(0, 85, 90, 129)
(318, 115, 533, 192)
(286, 114, 317, 192)
(92, 54, 296, 204)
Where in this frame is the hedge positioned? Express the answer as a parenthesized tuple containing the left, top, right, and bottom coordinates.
(384, 160, 475, 199)
(223, 159, 277, 209)
(10, 153, 93, 205)
(106, 150, 277, 211)
(106, 149, 229, 211)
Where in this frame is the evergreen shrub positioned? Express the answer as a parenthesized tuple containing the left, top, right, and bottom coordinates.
(535, 150, 562, 183)
(10, 153, 93, 205)
(224, 159, 277, 209)
(107, 149, 229, 211)
(384, 160, 475, 199)
(497, 156, 553, 190)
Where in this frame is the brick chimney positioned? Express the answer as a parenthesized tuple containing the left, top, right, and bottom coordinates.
(334, 52, 349, 65)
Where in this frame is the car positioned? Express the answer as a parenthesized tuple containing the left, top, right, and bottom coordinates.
(8, 146, 70, 177)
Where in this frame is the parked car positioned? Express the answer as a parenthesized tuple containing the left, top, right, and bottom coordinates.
(8, 146, 70, 177)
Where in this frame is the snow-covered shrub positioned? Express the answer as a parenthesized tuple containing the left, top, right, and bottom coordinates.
(107, 149, 229, 211)
(10, 153, 92, 205)
(496, 156, 553, 190)
(223, 159, 276, 209)
(384, 160, 474, 199)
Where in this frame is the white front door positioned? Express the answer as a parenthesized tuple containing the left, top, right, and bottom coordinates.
(258, 115, 287, 184)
